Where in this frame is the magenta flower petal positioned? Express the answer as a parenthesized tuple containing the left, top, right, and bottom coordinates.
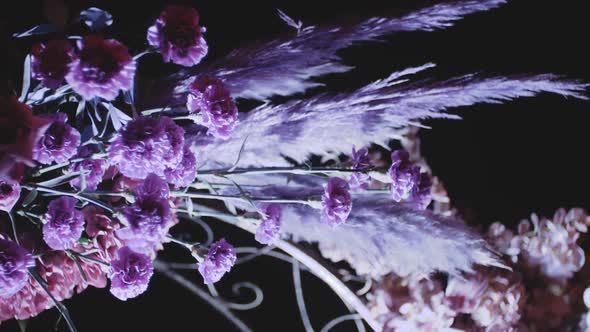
(0, 178, 21, 212)
(321, 177, 352, 227)
(349, 147, 372, 191)
(0, 238, 35, 298)
(65, 35, 136, 101)
(388, 150, 419, 202)
(109, 246, 153, 301)
(69, 146, 109, 191)
(186, 76, 238, 139)
(164, 144, 197, 188)
(109, 116, 185, 179)
(116, 174, 172, 254)
(147, 5, 208, 67)
(255, 203, 282, 245)
(31, 40, 74, 89)
(198, 238, 236, 284)
(411, 172, 432, 210)
(43, 197, 85, 250)
(32, 113, 81, 165)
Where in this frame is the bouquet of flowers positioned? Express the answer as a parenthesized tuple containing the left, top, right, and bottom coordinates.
(1, 1, 588, 331)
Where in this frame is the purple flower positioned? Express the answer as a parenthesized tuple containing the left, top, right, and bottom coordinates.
(31, 40, 74, 89)
(135, 173, 170, 201)
(255, 203, 282, 245)
(321, 177, 352, 227)
(43, 197, 85, 250)
(147, 5, 208, 67)
(65, 35, 136, 101)
(0, 238, 35, 298)
(69, 146, 108, 191)
(186, 76, 238, 139)
(349, 147, 372, 191)
(164, 144, 197, 188)
(109, 116, 185, 179)
(116, 174, 172, 253)
(388, 150, 419, 202)
(0, 178, 20, 212)
(198, 238, 236, 284)
(411, 172, 432, 209)
(109, 246, 153, 301)
(32, 113, 81, 165)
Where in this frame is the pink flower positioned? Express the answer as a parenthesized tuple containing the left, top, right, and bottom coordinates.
(31, 40, 74, 89)
(147, 5, 208, 67)
(65, 35, 136, 101)
(0, 177, 21, 212)
(0, 96, 51, 180)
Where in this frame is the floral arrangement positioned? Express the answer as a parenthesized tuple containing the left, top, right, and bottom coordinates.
(1, 1, 589, 331)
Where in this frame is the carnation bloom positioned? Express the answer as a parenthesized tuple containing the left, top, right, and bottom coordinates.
(349, 147, 372, 191)
(69, 146, 109, 191)
(109, 116, 185, 179)
(186, 75, 238, 139)
(411, 172, 432, 209)
(116, 174, 173, 254)
(32, 113, 81, 165)
(109, 246, 153, 301)
(65, 35, 136, 101)
(147, 5, 208, 67)
(43, 197, 85, 250)
(321, 177, 352, 227)
(198, 238, 236, 284)
(164, 144, 197, 188)
(31, 40, 73, 89)
(0, 96, 51, 179)
(0, 177, 20, 212)
(388, 150, 419, 202)
(255, 203, 282, 245)
(0, 238, 35, 298)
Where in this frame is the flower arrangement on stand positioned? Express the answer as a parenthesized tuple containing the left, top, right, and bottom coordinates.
(1, 2, 589, 331)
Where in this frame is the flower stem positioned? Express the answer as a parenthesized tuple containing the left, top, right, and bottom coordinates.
(68, 251, 110, 268)
(198, 166, 382, 176)
(170, 191, 319, 207)
(22, 184, 114, 213)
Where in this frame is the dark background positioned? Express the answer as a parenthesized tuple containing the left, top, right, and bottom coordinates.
(1, 1, 589, 331)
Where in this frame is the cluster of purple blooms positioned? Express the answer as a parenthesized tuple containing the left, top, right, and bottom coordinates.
(388, 149, 432, 209)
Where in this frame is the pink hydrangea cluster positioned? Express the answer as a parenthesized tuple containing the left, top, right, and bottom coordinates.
(488, 208, 590, 281)
(368, 269, 527, 331)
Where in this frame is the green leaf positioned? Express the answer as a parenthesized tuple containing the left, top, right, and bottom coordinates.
(228, 135, 249, 172)
(67, 251, 88, 284)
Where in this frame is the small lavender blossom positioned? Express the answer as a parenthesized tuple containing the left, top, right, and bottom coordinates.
(109, 246, 153, 301)
(147, 5, 208, 67)
(186, 76, 238, 139)
(31, 40, 74, 89)
(65, 35, 136, 101)
(255, 203, 282, 245)
(116, 174, 172, 253)
(0, 238, 35, 298)
(411, 172, 432, 209)
(43, 197, 85, 250)
(349, 147, 372, 191)
(69, 146, 108, 191)
(388, 150, 419, 202)
(164, 144, 197, 188)
(0, 178, 20, 212)
(321, 177, 352, 227)
(198, 238, 236, 284)
(109, 116, 185, 179)
(32, 114, 80, 165)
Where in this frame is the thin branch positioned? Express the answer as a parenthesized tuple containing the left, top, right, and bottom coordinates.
(153, 260, 253, 332)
